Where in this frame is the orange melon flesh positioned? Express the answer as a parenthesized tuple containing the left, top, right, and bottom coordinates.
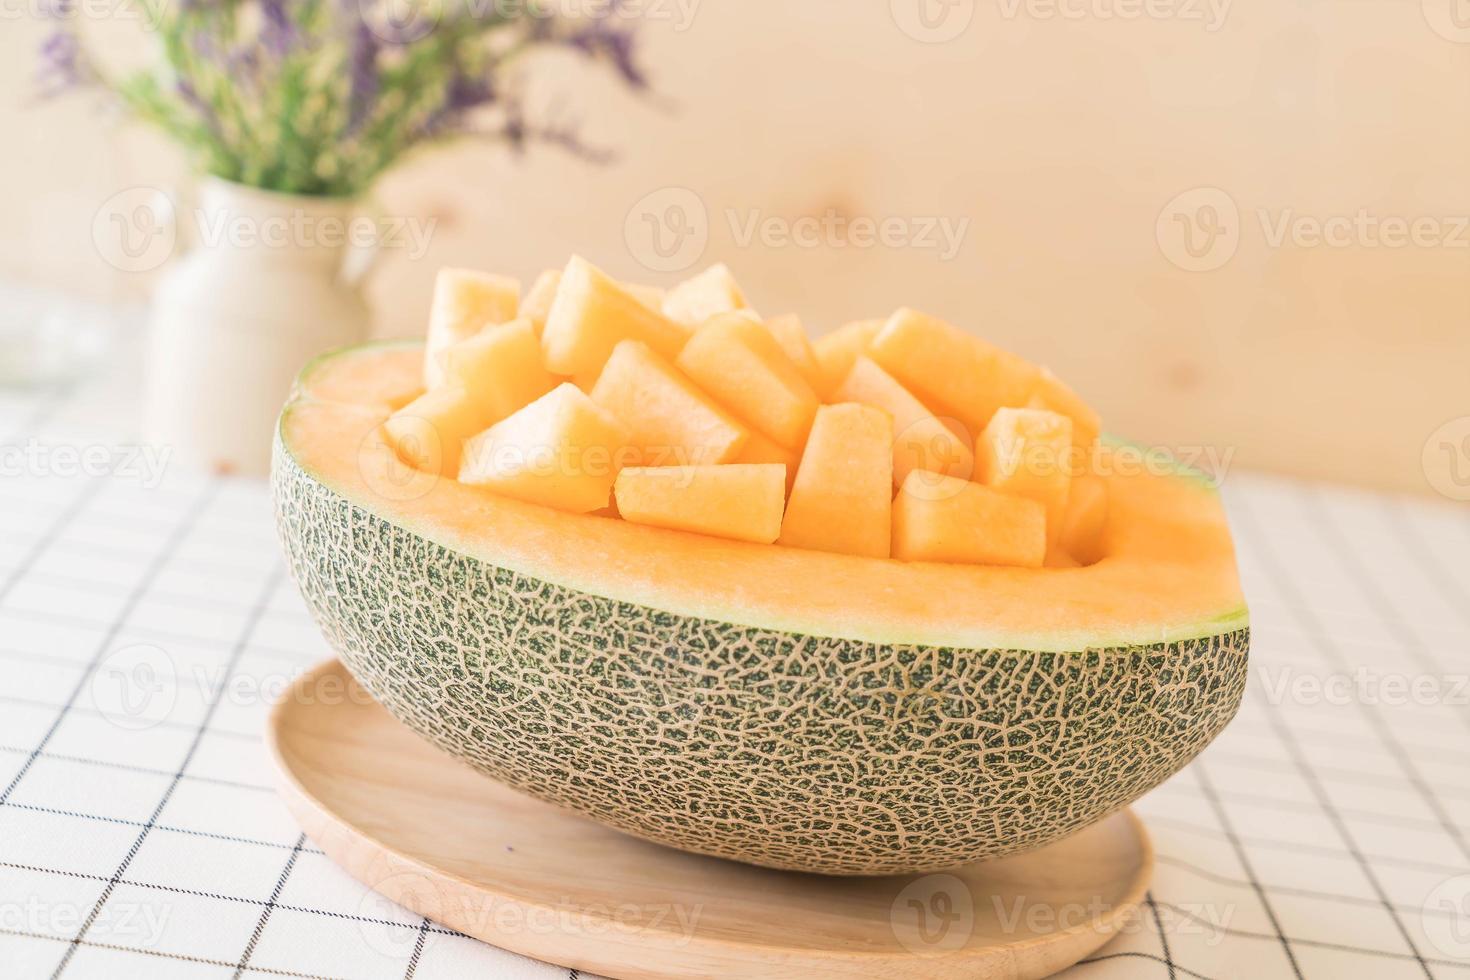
(779, 404, 893, 559)
(870, 308, 1039, 436)
(676, 314, 820, 450)
(662, 263, 748, 326)
(615, 464, 786, 544)
(892, 473, 1046, 568)
(437, 319, 558, 418)
(541, 256, 691, 379)
(976, 407, 1074, 538)
(1028, 368, 1102, 450)
(1058, 473, 1110, 565)
(734, 429, 801, 492)
(286, 345, 1245, 651)
(831, 356, 975, 487)
(424, 269, 520, 388)
(763, 314, 824, 392)
(590, 341, 748, 466)
(458, 383, 631, 514)
(518, 269, 561, 333)
(382, 386, 498, 477)
(812, 319, 884, 396)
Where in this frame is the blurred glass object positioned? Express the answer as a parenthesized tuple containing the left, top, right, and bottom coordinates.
(0, 281, 112, 388)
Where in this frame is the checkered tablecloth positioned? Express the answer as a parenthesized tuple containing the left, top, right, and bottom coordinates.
(2, 372, 1468, 980)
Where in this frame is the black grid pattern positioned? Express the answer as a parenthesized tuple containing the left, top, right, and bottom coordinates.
(2, 382, 1468, 978)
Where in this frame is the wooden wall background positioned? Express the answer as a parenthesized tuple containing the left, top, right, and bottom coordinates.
(4, 3, 1469, 496)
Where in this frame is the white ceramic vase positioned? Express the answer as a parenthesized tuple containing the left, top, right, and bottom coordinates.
(144, 178, 372, 475)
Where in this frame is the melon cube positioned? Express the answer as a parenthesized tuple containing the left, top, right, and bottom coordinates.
(383, 386, 499, 477)
(1027, 367, 1102, 450)
(676, 314, 820, 450)
(893, 472, 1045, 567)
(615, 464, 786, 544)
(424, 269, 520, 388)
(459, 383, 631, 513)
(623, 282, 667, 311)
(541, 256, 691, 379)
(518, 269, 561, 333)
(778, 404, 893, 558)
(976, 407, 1074, 537)
(590, 340, 749, 466)
(813, 318, 884, 396)
(734, 429, 801, 492)
(662, 263, 748, 326)
(437, 319, 558, 419)
(762, 314, 823, 392)
(870, 308, 1039, 436)
(831, 356, 975, 487)
(1057, 473, 1109, 564)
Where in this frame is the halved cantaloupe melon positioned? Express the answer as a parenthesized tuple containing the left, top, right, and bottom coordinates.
(893, 472, 1046, 568)
(778, 403, 893, 558)
(458, 383, 631, 514)
(615, 464, 785, 544)
(812, 318, 884, 395)
(677, 314, 820, 451)
(977, 407, 1074, 539)
(870, 308, 1039, 435)
(541, 256, 690, 379)
(423, 269, 521, 388)
(831, 356, 975, 487)
(278, 343, 1247, 875)
(662, 263, 748, 326)
(590, 340, 748, 467)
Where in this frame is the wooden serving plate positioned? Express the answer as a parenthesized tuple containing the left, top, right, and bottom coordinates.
(268, 660, 1153, 980)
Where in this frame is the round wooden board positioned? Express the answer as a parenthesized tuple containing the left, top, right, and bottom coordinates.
(268, 660, 1153, 980)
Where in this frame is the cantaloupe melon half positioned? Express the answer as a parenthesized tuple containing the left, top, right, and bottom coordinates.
(275, 342, 1249, 875)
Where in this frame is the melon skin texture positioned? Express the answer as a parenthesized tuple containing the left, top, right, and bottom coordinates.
(274, 344, 1250, 876)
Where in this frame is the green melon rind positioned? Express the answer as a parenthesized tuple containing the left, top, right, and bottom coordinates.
(272, 430, 1250, 875)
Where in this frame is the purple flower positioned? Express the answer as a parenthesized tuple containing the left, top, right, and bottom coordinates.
(260, 0, 296, 56)
(36, 29, 92, 98)
(346, 22, 381, 132)
(559, 13, 646, 90)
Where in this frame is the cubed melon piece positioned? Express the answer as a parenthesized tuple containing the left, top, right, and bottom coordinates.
(735, 429, 801, 493)
(893, 472, 1045, 567)
(383, 386, 500, 477)
(976, 407, 1074, 538)
(1027, 367, 1102, 450)
(870, 308, 1039, 436)
(676, 314, 820, 450)
(778, 404, 893, 558)
(424, 269, 521, 388)
(831, 356, 975, 487)
(518, 269, 561, 333)
(762, 314, 823, 392)
(459, 383, 631, 513)
(1057, 473, 1109, 564)
(662, 263, 747, 326)
(541, 256, 691, 379)
(623, 282, 667, 311)
(590, 340, 749, 466)
(813, 318, 884, 395)
(615, 464, 786, 544)
(437, 319, 558, 419)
